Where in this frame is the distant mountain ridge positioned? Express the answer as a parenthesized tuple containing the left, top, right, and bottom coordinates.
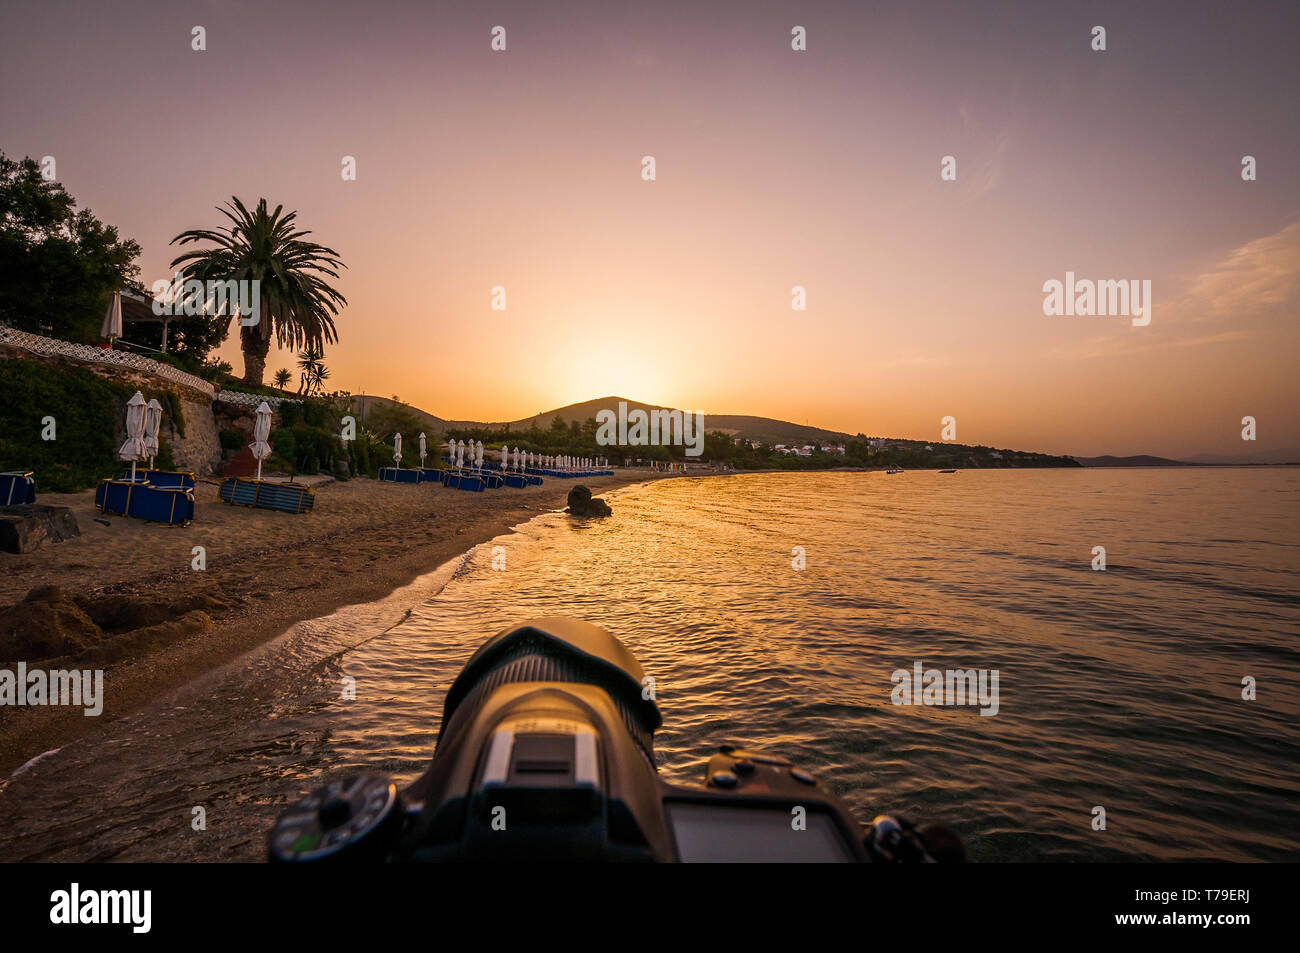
(460, 396, 851, 447)
(352, 394, 1298, 464)
(1072, 454, 1192, 467)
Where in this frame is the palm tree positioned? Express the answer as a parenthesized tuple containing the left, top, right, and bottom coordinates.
(169, 198, 346, 387)
(296, 345, 322, 395)
(307, 362, 330, 396)
(273, 368, 291, 389)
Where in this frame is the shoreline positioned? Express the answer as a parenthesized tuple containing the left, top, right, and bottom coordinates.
(0, 471, 665, 775)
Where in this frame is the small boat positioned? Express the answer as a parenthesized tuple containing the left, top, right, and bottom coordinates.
(886, 467, 904, 474)
(939, 468, 957, 474)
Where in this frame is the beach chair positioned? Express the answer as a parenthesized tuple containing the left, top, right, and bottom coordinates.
(421, 468, 447, 484)
(94, 479, 195, 525)
(442, 471, 485, 492)
(0, 471, 36, 505)
(117, 469, 197, 490)
(219, 477, 315, 514)
(378, 467, 423, 484)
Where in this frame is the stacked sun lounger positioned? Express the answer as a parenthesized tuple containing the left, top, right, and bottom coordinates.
(378, 467, 423, 484)
(117, 469, 196, 490)
(0, 471, 36, 505)
(219, 477, 315, 514)
(530, 467, 611, 479)
(443, 471, 486, 492)
(95, 478, 195, 525)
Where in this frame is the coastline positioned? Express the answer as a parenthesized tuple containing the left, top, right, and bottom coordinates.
(0, 470, 664, 775)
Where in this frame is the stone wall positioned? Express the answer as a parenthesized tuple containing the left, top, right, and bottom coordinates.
(169, 395, 222, 476)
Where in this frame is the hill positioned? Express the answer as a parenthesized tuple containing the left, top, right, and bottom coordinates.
(349, 394, 451, 434)
(1072, 454, 1192, 467)
(494, 397, 849, 446)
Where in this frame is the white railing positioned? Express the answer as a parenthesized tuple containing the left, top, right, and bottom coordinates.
(216, 389, 298, 409)
(0, 324, 216, 397)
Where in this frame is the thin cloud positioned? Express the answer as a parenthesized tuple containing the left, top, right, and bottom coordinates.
(1181, 220, 1300, 321)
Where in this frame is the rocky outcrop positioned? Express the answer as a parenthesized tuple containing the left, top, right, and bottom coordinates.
(0, 585, 224, 664)
(0, 505, 81, 554)
(565, 484, 612, 517)
(0, 586, 101, 661)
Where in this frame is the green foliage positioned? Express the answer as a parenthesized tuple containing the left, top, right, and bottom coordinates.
(361, 400, 424, 442)
(219, 428, 245, 451)
(0, 152, 143, 342)
(163, 391, 186, 438)
(268, 395, 346, 476)
(349, 426, 382, 477)
(0, 358, 131, 491)
(154, 435, 176, 472)
(199, 357, 233, 381)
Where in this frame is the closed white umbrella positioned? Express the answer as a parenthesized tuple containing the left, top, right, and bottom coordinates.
(419, 432, 427, 467)
(455, 440, 464, 468)
(143, 398, 163, 470)
(101, 291, 123, 347)
(500, 446, 508, 470)
(251, 401, 273, 481)
(475, 441, 484, 469)
(393, 433, 403, 467)
(118, 391, 147, 482)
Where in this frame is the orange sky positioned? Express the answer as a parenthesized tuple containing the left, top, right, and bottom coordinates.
(3, 0, 1297, 457)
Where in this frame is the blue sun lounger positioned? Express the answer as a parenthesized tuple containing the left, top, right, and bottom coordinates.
(1, 471, 36, 505)
(378, 467, 423, 484)
(95, 479, 195, 525)
(421, 468, 447, 484)
(443, 471, 486, 492)
(117, 469, 196, 490)
(219, 477, 314, 514)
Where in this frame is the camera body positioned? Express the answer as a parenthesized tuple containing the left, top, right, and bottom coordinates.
(268, 618, 950, 863)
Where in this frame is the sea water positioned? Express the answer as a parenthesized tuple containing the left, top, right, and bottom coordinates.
(1, 469, 1296, 861)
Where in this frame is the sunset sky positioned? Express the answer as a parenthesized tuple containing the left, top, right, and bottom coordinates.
(2, 0, 1297, 458)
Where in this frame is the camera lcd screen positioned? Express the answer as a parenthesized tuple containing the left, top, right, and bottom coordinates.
(666, 801, 856, 863)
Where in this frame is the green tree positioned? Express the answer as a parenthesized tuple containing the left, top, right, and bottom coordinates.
(273, 368, 291, 389)
(0, 152, 142, 341)
(296, 345, 321, 394)
(169, 197, 347, 388)
(307, 361, 330, 396)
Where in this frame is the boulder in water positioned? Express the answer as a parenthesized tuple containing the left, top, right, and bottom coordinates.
(565, 484, 612, 517)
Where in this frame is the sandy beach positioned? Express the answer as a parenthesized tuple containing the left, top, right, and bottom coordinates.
(0, 470, 662, 774)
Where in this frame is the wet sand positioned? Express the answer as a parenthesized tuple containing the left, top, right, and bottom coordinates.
(0, 471, 662, 775)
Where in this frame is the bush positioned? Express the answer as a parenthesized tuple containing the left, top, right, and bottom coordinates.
(155, 435, 176, 472)
(0, 358, 132, 492)
(219, 428, 245, 451)
(163, 391, 186, 437)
